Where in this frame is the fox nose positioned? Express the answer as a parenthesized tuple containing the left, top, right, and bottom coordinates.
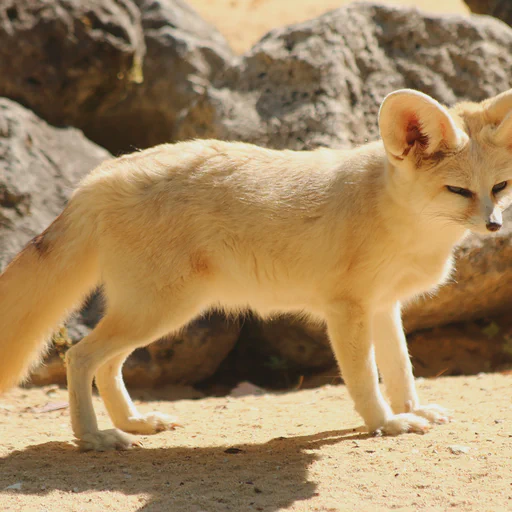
(486, 222, 502, 232)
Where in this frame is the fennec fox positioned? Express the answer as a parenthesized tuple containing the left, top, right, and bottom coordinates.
(1, 89, 512, 451)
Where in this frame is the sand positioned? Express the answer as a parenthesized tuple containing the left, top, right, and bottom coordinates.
(1, 374, 511, 511)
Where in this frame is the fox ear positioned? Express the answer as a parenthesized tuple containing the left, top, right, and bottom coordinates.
(379, 89, 466, 165)
(487, 89, 512, 148)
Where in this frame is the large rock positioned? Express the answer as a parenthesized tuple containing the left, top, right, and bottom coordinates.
(464, 0, 512, 26)
(178, 2, 512, 150)
(73, 0, 234, 154)
(0, 0, 145, 134)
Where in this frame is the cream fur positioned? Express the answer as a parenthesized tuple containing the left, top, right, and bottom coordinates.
(1, 89, 512, 451)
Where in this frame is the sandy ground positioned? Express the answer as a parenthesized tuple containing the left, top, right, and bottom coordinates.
(1, 374, 512, 511)
(188, 0, 470, 53)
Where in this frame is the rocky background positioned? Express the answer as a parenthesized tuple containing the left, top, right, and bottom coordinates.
(0, 0, 511, 393)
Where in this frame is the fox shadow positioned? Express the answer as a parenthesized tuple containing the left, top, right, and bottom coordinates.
(0, 428, 370, 511)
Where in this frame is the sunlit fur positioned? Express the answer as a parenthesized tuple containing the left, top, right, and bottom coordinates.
(1, 89, 511, 451)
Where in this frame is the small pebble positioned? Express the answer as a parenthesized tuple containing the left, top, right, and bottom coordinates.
(448, 445, 470, 455)
(4, 482, 22, 491)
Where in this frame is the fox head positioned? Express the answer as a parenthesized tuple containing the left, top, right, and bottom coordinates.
(378, 88, 512, 235)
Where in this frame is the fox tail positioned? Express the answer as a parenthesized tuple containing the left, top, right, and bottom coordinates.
(0, 196, 100, 393)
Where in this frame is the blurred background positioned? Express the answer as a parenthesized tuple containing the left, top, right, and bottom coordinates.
(188, 0, 469, 53)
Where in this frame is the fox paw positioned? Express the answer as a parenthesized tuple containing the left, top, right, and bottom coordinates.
(374, 413, 431, 436)
(117, 412, 181, 435)
(77, 429, 141, 452)
(412, 404, 451, 424)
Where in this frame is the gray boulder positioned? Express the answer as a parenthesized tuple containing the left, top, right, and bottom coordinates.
(178, 2, 512, 150)
(0, 0, 145, 135)
(0, 0, 234, 155)
(80, 0, 234, 154)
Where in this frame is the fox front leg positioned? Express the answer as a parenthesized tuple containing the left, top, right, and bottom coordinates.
(373, 303, 450, 426)
(325, 300, 430, 435)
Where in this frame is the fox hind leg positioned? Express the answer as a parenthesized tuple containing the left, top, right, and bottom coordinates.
(95, 351, 180, 435)
(66, 318, 141, 451)
(66, 297, 203, 451)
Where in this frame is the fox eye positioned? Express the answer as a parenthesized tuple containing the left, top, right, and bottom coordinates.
(492, 181, 507, 194)
(446, 185, 473, 198)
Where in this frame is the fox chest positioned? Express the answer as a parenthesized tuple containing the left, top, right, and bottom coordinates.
(372, 250, 455, 305)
